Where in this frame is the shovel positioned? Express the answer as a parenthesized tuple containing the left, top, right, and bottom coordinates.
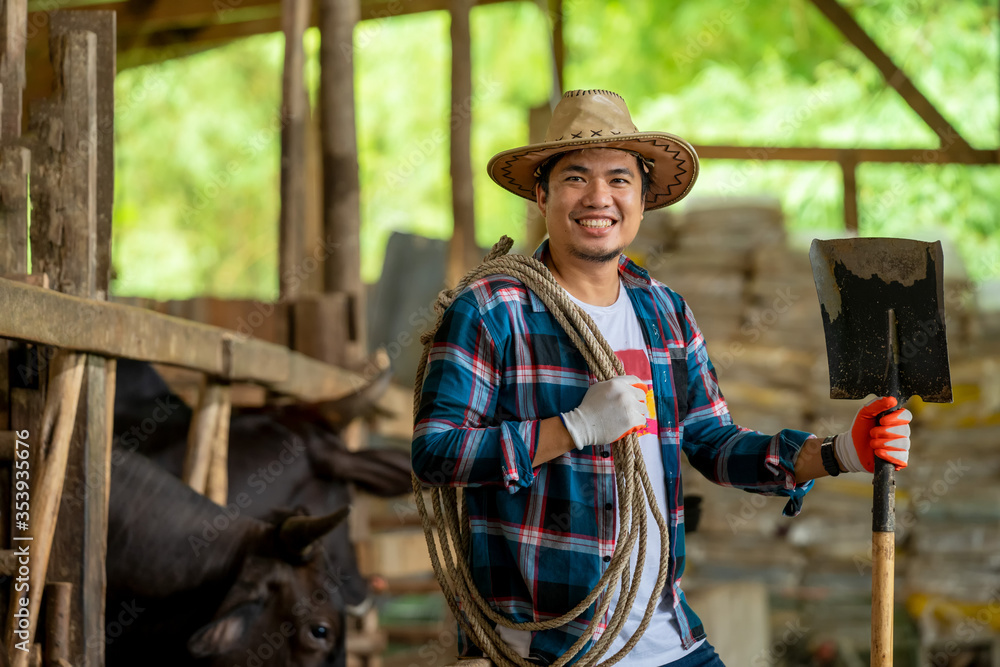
(809, 238, 953, 667)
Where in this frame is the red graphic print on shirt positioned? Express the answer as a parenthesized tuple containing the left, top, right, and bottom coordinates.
(615, 348, 657, 437)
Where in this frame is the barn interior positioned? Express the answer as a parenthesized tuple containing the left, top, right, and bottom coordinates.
(0, 0, 998, 666)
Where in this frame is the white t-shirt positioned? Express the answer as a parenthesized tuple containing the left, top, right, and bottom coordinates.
(569, 282, 702, 666)
(497, 281, 702, 665)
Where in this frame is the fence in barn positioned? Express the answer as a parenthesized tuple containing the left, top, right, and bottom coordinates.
(0, 2, 418, 665)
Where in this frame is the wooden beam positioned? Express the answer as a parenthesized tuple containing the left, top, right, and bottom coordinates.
(691, 144, 999, 165)
(58, 0, 512, 38)
(319, 0, 365, 369)
(68, 0, 512, 67)
(278, 0, 310, 301)
(446, 0, 477, 288)
(0, 278, 391, 402)
(808, 0, 976, 157)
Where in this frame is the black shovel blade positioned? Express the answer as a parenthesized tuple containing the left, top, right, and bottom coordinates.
(809, 238, 953, 404)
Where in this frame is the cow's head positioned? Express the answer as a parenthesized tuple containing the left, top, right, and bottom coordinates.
(186, 507, 351, 666)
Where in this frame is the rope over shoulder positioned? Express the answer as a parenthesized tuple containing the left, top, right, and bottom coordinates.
(412, 237, 670, 667)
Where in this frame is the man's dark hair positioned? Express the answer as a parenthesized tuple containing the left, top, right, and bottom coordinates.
(536, 150, 651, 199)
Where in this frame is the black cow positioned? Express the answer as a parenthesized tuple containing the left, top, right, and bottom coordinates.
(106, 449, 349, 666)
(112, 360, 413, 612)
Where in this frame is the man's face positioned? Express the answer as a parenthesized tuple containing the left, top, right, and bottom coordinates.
(535, 148, 645, 265)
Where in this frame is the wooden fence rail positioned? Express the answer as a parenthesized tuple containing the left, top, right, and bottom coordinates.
(0, 277, 381, 402)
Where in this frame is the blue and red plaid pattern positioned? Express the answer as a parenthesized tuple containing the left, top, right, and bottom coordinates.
(412, 241, 814, 665)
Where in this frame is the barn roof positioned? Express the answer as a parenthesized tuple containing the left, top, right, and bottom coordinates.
(27, 0, 509, 69)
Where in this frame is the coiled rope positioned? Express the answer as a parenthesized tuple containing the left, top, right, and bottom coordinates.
(411, 236, 669, 667)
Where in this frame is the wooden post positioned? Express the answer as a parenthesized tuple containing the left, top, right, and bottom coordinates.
(183, 379, 229, 496)
(523, 104, 552, 251)
(204, 384, 231, 506)
(43, 582, 71, 666)
(840, 151, 858, 235)
(548, 0, 564, 95)
(47, 11, 115, 299)
(0, 145, 29, 660)
(304, 99, 325, 296)
(0, 0, 27, 140)
(47, 17, 115, 665)
(279, 0, 311, 301)
(0, 0, 30, 637)
(446, 0, 477, 288)
(319, 0, 366, 369)
(23, 13, 115, 665)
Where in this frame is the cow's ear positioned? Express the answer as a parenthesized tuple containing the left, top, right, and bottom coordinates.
(187, 601, 262, 657)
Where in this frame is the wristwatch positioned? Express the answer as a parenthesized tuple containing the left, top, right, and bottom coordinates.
(820, 435, 841, 477)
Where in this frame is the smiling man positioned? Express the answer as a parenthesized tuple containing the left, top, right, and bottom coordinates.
(411, 90, 912, 667)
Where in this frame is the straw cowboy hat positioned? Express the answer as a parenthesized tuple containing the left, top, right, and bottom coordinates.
(487, 89, 699, 210)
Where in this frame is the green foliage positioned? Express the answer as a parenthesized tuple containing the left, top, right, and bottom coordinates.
(111, 0, 999, 299)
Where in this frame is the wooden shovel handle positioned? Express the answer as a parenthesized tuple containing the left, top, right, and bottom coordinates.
(871, 455, 895, 667)
(872, 529, 894, 666)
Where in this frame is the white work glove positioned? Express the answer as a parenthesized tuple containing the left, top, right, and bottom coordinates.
(560, 375, 649, 450)
(833, 396, 913, 473)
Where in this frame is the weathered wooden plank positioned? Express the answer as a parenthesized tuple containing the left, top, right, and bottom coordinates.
(0, 278, 226, 375)
(279, 0, 310, 301)
(445, 0, 477, 288)
(319, 0, 365, 369)
(37, 29, 97, 297)
(0, 278, 404, 401)
(271, 344, 363, 399)
(50, 10, 116, 297)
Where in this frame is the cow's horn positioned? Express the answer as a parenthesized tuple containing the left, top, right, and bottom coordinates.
(279, 506, 350, 555)
(315, 354, 393, 427)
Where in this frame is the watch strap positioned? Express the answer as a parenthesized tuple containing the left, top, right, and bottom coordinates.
(821, 435, 841, 477)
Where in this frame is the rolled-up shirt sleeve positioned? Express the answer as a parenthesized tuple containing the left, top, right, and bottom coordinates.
(678, 300, 814, 516)
(411, 292, 538, 492)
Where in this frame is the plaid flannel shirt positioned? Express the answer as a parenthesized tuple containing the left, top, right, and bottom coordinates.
(411, 241, 814, 665)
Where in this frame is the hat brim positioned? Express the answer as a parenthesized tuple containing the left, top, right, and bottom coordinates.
(487, 132, 699, 211)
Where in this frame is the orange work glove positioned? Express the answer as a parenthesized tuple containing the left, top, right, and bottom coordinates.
(833, 396, 912, 473)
